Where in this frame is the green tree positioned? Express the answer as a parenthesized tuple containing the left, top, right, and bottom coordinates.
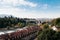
(18, 22, 25, 28)
(52, 18, 60, 27)
(43, 24, 49, 29)
(38, 29, 56, 40)
(38, 28, 60, 40)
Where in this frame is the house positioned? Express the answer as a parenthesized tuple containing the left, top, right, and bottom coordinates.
(52, 26, 60, 31)
(52, 26, 57, 31)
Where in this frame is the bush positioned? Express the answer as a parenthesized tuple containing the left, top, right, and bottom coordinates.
(38, 29, 60, 40)
(43, 24, 49, 29)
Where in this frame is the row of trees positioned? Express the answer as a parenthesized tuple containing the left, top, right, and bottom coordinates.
(0, 16, 37, 28)
(0, 16, 26, 28)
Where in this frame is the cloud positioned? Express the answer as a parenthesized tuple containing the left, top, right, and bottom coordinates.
(0, 7, 26, 15)
(0, 7, 38, 18)
(0, 0, 37, 7)
(0, 0, 59, 18)
(0, 0, 38, 18)
(54, 6, 60, 8)
(18, 0, 37, 7)
(38, 4, 48, 9)
(42, 4, 48, 9)
(0, 7, 60, 18)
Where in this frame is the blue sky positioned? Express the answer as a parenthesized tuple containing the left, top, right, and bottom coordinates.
(0, 0, 60, 18)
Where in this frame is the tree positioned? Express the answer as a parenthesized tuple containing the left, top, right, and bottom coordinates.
(18, 22, 25, 28)
(38, 29, 55, 40)
(43, 24, 49, 29)
(52, 18, 60, 27)
(38, 28, 60, 40)
(0, 16, 27, 28)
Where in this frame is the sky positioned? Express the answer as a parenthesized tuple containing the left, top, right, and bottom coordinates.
(0, 0, 60, 18)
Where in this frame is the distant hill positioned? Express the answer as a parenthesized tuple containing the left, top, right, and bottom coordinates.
(0, 14, 13, 18)
(36, 18, 53, 23)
